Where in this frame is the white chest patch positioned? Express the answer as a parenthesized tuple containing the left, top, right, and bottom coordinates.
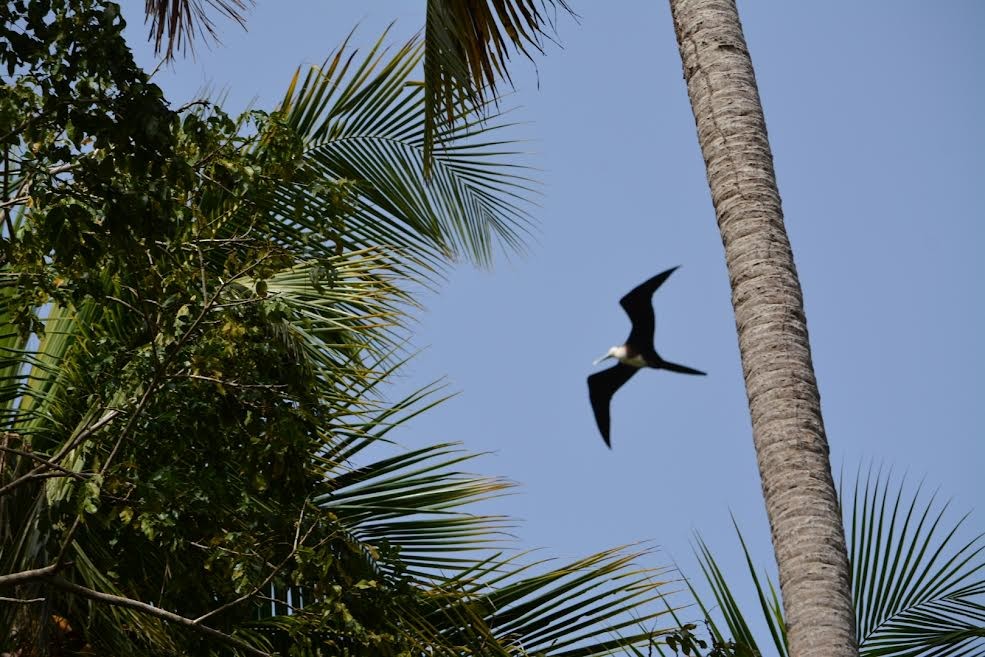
(620, 353, 647, 368)
(611, 346, 646, 367)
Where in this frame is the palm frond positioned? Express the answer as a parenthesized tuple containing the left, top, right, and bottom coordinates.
(317, 441, 515, 582)
(422, 0, 575, 175)
(302, 364, 679, 655)
(241, 249, 410, 380)
(143, 0, 251, 58)
(473, 546, 676, 655)
(276, 29, 539, 270)
(691, 527, 786, 657)
(260, 365, 681, 656)
(687, 468, 984, 657)
(849, 468, 985, 657)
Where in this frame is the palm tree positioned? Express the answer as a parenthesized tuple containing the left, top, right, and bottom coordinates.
(665, 2, 856, 655)
(1, 8, 676, 653)
(674, 469, 985, 657)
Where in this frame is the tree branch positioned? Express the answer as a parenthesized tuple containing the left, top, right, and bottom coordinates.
(46, 577, 272, 657)
(194, 503, 313, 624)
(175, 373, 287, 390)
(0, 439, 93, 481)
(0, 595, 45, 604)
(0, 563, 63, 588)
(0, 409, 121, 497)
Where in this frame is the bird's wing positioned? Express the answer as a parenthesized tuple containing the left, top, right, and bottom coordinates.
(619, 267, 678, 348)
(587, 362, 639, 448)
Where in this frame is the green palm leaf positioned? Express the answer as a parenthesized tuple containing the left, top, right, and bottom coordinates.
(849, 468, 985, 656)
(205, 234, 679, 655)
(276, 29, 539, 271)
(422, 0, 575, 175)
(308, 381, 679, 655)
(687, 469, 984, 657)
(144, 0, 250, 58)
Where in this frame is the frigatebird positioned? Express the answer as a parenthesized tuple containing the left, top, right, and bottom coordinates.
(588, 267, 705, 447)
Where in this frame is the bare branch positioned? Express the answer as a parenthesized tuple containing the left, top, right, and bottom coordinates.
(175, 99, 212, 113)
(2, 145, 12, 238)
(46, 576, 272, 657)
(105, 294, 146, 316)
(0, 438, 92, 481)
(0, 195, 28, 209)
(0, 595, 45, 604)
(0, 563, 63, 588)
(0, 409, 121, 497)
(175, 373, 287, 390)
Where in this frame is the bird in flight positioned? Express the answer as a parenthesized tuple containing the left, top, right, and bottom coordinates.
(588, 267, 705, 447)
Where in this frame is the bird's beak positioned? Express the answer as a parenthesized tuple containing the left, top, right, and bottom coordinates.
(593, 353, 613, 366)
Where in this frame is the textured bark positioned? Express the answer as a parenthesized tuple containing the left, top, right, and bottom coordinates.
(667, 2, 858, 656)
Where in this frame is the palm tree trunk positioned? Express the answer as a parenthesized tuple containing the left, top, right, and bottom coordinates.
(666, 2, 857, 656)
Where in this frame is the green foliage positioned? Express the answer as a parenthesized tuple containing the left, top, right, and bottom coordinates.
(680, 470, 984, 657)
(660, 622, 755, 657)
(137, 1, 577, 178)
(143, 0, 249, 59)
(1, 0, 176, 271)
(277, 27, 540, 270)
(421, 0, 575, 175)
(1, 2, 676, 655)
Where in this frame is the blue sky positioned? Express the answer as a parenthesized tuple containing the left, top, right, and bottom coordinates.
(125, 0, 983, 643)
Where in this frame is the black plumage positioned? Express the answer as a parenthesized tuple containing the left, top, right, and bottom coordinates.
(588, 267, 705, 447)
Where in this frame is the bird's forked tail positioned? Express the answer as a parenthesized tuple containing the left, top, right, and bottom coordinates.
(658, 359, 706, 376)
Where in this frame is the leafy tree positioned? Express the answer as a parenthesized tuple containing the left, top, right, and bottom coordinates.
(1, 2, 674, 654)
